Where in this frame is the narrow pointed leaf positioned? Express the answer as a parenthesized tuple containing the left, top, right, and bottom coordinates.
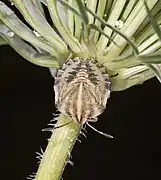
(76, 0, 89, 25)
(57, 0, 85, 40)
(0, 1, 58, 55)
(67, 0, 75, 35)
(103, 54, 141, 70)
(0, 24, 59, 68)
(11, 0, 67, 54)
(46, 0, 82, 53)
(33, 0, 46, 17)
(96, 0, 127, 53)
(138, 52, 161, 64)
(144, 0, 161, 42)
(88, 23, 118, 46)
(86, 7, 139, 55)
(105, 0, 158, 57)
(57, 0, 81, 18)
(86, 0, 97, 24)
(111, 65, 154, 91)
(94, 0, 107, 42)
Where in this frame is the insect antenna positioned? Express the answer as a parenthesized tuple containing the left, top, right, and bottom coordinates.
(86, 122, 113, 139)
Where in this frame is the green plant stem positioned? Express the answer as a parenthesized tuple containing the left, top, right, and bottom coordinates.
(35, 114, 81, 180)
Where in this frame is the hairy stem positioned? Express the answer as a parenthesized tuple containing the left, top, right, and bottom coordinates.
(35, 114, 81, 180)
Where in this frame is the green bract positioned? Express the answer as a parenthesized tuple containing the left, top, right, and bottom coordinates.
(0, 0, 161, 91)
(0, 1, 161, 180)
(0, 0, 161, 90)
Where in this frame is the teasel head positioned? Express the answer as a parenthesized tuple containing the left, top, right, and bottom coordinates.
(0, 0, 161, 92)
(0, 0, 161, 127)
(0, 0, 161, 123)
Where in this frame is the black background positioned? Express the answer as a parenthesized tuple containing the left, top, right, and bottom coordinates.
(1, 45, 161, 180)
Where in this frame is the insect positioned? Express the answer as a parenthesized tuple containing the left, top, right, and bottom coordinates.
(54, 57, 113, 138)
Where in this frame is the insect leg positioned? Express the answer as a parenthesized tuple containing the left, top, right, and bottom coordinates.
(86, 122, 113, 139)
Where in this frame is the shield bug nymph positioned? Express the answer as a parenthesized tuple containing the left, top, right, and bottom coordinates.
(54, 57, 112, 138)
